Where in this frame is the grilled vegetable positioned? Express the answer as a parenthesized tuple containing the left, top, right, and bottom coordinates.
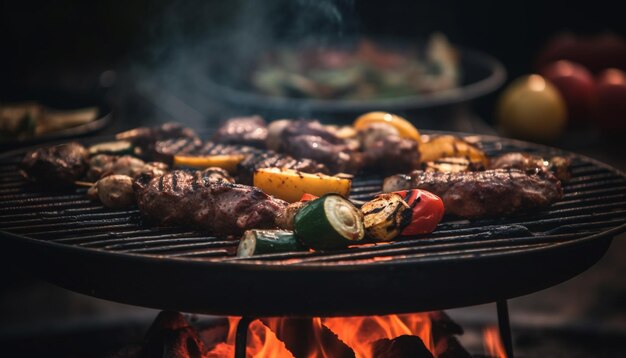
(294, 194, 364, 250)
(237, 230, 306, 257)
(87, 174, 135, 209)
(361, 193, 412, 241)
(300, 193, 319, 202)
(173, 154, 245, 173)
(353, 112, 421, 142)
(423, 157, 484, 173)
(88, 141, 134, 156)
(253, 168, 351, 203)
(393, 189, 444, 236)
(419, 135, 488, 167)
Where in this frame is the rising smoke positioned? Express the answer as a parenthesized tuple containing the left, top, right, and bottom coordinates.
(128, 0, 357, 127)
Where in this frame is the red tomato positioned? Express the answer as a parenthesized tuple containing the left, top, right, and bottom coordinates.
(300, 193, 319, 202)
(594, 68, 626, 131)
(540, 60, 595, 124)
(393, 189, 445, 235)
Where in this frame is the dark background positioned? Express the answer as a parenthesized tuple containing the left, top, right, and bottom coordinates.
(2, 0, 625, 101)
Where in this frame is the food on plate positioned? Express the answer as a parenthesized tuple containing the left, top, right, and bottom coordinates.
(361, 193, 411, 241)
(212, 115, 268, 147)
(496, 74, 568, 142)
(87, 174, 135, 209)
(134, 169, 286, 235)
(383, 169, 563, 218)
(294, 194, 365, 250)
(253, 168, 352, 203)
(0, 103, 98, 141)
(250, 34, 459, 100)
(392, 190, 445, 235)
(237, 230, 307, 257)
(20, 142, 88, 187)
(418, 135, 488, 167)
(539, 60, 595, 123)
(173, 154, 246, 173)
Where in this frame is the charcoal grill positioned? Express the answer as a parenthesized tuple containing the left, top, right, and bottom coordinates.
(1, 132, 625, 357)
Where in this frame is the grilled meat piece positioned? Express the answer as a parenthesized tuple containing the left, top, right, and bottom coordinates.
(117, 123, 199, 158)
(212, 115, 268, 147)
(383, 169, 563, 218)
(363, 135, 421, 173)
(491, 152, 571, 181)
(283, 134, 359, 173)
(21, 142, 88, 186)
(237, 150, 329, 185)
(152, 137, 203, 163)
(282, 119, 344, 145)
(117, 122, 198, 145)
(279, 120, 360, 173)
(87, 154, 168, 181)
(134, 169, 285, 234)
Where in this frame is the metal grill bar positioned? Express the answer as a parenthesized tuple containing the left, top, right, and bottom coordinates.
(1, 139, 625, 266)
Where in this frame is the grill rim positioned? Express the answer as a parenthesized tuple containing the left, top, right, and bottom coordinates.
(2, 130, 625, 316)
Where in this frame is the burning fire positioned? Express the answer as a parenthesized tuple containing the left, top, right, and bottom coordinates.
(483, 326, 507, 358)
(211, 313, 435, 357)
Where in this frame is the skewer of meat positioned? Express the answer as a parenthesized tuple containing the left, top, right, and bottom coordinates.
(383, 169, 563, 218)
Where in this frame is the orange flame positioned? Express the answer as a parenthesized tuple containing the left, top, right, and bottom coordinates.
(483, 326, 507, 358)
(323, 313, 434, 358)
(212, 313, 435, 358)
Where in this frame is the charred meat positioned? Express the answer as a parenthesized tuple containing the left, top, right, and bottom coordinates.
(134, 169, 285, 235)
(383, 169, 563, 218)
(21, 142, 88, 186)
(212, 115, 268, 147)
(117, 123, 199, 158)
(237, 150, 329, 185)
(491, 152, 571, 181)
(280, 120, 359, 173)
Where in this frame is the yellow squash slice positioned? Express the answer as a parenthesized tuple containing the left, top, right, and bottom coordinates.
(173, 154, 245, 174)
(253, 168, 352, 203)
(353, 111, 421, 143)
(419, 135, 489, 167)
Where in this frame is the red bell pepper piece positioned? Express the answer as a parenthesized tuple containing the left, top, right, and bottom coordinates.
(300, 193, 319, 202)
(393, 189, 445, 235)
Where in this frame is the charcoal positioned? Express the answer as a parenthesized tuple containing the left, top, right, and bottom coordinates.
(140, 311, 205, 358)
(371, 335, 434, 358)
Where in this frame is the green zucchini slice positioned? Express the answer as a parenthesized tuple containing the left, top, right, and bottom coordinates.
(237, 230, 306, 257)
(294, 194, 364, 251)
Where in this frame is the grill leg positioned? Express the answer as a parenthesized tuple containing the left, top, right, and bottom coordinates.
(496, 300, 514, 358)
(235, 316, 253, 358)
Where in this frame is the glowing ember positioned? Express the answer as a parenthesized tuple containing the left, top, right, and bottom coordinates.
(483, 326, 507, 358)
